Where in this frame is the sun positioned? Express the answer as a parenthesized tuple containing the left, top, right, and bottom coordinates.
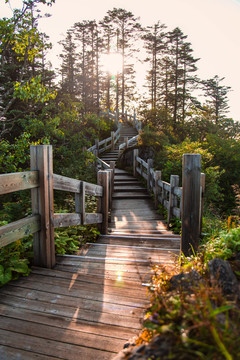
(101, 53, 123, 75)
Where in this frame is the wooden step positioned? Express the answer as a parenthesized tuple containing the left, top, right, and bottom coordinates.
(114, 186, 147, 192)
(99, 234, 181, 248)
(112, 192, 150, 199)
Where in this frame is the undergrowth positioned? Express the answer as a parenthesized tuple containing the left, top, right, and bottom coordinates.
(136, 224, 240, 359)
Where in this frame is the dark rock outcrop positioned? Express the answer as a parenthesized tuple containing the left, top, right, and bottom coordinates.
(208, 258, 240, 299)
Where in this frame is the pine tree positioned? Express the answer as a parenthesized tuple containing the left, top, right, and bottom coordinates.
(202, 75, 231, 123)
(105, 8, 142, 114)
(59, 30, 77, 95)
(142, 21, 166, 110)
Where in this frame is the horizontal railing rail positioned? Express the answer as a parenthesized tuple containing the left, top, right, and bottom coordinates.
(0, 171, 41, 248)
(0, 145, 112, 269)
(88, 128, 121, 156)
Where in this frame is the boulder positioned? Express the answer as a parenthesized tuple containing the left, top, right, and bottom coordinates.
(208, 258, 240, 299)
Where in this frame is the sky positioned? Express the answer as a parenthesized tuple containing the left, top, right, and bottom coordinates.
(1, 0, 240, 120)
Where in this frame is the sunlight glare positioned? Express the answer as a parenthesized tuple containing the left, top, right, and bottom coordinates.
(116, 271, 122, 282)
(101, 53, 123, 75)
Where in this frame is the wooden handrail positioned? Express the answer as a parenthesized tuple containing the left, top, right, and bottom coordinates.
(0, 145, 111, 268)
(0, 171, 39, 195)
(132, 149, 204, 256)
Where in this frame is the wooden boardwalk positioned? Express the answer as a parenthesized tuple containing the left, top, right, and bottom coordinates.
(0, 125, 180, 359)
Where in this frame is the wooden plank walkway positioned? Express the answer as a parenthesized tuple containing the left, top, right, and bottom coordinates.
(0, 127, 180, 359)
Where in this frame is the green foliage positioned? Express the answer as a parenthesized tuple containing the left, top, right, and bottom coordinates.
(54, 225, 100, 255)
(139, 224, 240, 359)
(203, 226, 240, 262)
(0, 236, 33, 287)
(14, 76, 57, 103)
(0, 133, 31, 173)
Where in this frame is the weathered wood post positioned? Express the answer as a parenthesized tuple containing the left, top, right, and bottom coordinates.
(181, 154, 201, 256)
(133, 149, 139, 177)
(106, 168, 113, 212)
(97, 170, 109, 235)
(111, 131, 115, 150)
(75, 181, 85, 225)
(30, 145, 55, 268)
(115, 109, 119, 125)
(95, 139, 99, 157)
(200, 173, 206, 237)
(147, 159, 154, 192)
(110, 161, 115, 187)
(167, 175, 179, 228)
(154, 170, 162, 209)
(124, 136, 128, 149)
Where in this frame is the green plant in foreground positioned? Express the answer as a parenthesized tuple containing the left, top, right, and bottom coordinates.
(143, 268, 240, 360)
(0, 236, 33, 286)
(54, 224, 100, 255)
(203, 226, 240, 262)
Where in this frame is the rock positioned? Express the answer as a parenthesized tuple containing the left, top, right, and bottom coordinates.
(169, 269, 202, 291)
(112, 335, 175, 360)
(208, 258, 240, 299)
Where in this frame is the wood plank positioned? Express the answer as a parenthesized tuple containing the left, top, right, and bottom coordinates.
(113, 192, 150, 199)
(6, 281, 146, 314)
(53, 213, 81, 228)
(0, 304, 137, 340)
(98, 236, 180, 249)
(54, 264, 153, 282)
(0, 215, 40, 248)
(56, 256, 173, 269)
(0, 171, 39, 195)
(85, 182, 103, 197)
(0, 316, 124, 353)
(0, 345, 57, 360)
(53, 173, 81, 193)
(53, 175, 103, 197)
(53, 213, 103, 228)
(17, 272, 147, 298)
(0, 291, 143, 329)
(79, 244, 179, 257)
(31, 267, 146, 290)
(0, 328, 114, 360)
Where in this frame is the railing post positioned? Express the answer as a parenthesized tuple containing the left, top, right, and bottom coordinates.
(133, 149, 138, 177)
(124, 136, 128, 149)
(147, 159, 153, 192)
(110, 161, 115, 212)
(200, 173, 205, 237)
(30, 145, 55, 268)
(167, 175, 179, 228)
(75, 181, 85, 225)
(95, 139, 99, 157)
(181, 154, 201, 256)
(111, 131, 115, 150)
(97, 170, 109, 235)
(154, 170, 162, 209)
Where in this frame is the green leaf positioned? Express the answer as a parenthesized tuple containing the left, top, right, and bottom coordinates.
(210, 305, 233, 318)
(0, 268, 12, 285)
(9, 262, 29, 274)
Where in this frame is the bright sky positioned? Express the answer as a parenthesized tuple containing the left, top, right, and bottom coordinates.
(2, 0, 240, 120)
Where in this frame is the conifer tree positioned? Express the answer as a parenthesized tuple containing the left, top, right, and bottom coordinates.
(202, 75, 231, 123)
(105, 8, 142, 114)
(142, 21, 166, 110)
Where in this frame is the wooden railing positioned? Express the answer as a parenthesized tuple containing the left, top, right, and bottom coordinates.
(88, 108, 142, 159)
(0, 145, 112, 268)
(88, 127, 121, 156)
(132, 149, 205, 256)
